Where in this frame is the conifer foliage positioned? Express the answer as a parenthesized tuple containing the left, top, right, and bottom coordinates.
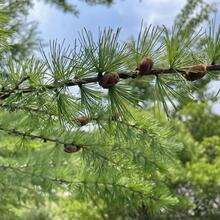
(0, 0, 220, 219)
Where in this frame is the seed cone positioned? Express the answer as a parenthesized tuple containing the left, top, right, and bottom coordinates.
(77, 116, 90, 126)
(137, 57, 154, 75)
(99, 72, 119, 88)
(185, 64, 207, 81)
(64, 144, 81, 153)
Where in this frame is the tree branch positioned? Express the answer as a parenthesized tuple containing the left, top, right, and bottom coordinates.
(0, 124, 121, 167)
(0, 164, 155, 200)
(0, 76, 30, 99)
(0, 103, 54, 116)
(0, 64, 219, 99)
(0, 124, 72, 145)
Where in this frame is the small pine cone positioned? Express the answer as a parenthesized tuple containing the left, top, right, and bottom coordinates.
(77, 116, 90, 126)
(111, 113, 120, 121)
(137, 57, 154, 76)
(185, 64, 207, 81)
(64, 144, 81, 153)
(99, 72, 119, 89)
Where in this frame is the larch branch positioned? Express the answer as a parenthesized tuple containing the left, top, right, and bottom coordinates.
(0, 64, 219, 100)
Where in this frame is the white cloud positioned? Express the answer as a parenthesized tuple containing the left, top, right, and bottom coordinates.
(128, 0, 186, 26)
(29, 0, 51, 23)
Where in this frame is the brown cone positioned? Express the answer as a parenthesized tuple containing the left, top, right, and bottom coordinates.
(77, 116, 90, 126)
(64, 144, 81, 153)
(99, 72, 120, 89)
(137, 57, 154, 76)
(185, 64, 207, 81)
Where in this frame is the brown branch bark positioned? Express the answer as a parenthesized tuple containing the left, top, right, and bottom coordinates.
(0, 64, 219, 100)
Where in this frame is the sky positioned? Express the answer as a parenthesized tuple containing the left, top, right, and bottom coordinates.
(29, 0, 188, 43)
(28, 0, 220, 113)
(28, 0, 220, 48)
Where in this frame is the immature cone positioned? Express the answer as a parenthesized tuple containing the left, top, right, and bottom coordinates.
(98, 72, 119, 89)
(185, 64, 207, 81)
(77, 116, 90, 126)
(137, 57, 154, 76)
(64, 144, 81, 153)
(111, 113, 120, 121)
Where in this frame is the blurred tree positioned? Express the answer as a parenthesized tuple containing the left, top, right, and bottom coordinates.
(164, 102, 220, 219)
